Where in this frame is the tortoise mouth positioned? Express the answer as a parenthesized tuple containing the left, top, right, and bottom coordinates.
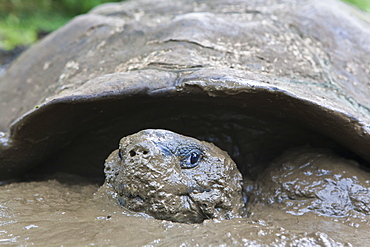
(117, 181, 209, 223)
(18, 92, 367, 183)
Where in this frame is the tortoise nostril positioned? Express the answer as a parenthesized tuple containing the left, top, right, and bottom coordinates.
(129, 150, 136, 157)
(129, 149, 149, 157)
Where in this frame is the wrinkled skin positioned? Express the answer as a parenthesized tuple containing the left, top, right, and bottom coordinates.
(103, 129, 244, 223)
(248, 148, 370, 217)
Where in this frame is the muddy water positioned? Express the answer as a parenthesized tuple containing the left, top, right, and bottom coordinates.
(1, 151, 370, 246)
(1, 191, 368, 246)
(0, 180, 353, 246)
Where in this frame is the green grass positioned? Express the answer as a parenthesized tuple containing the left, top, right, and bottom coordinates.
(343, 0, 370, 12)
(0, 0, 369, 50)
(0, 0, 121, 50)
(0, 11, 70, 50)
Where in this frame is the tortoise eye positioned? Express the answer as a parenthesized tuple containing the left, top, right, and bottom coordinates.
(118, 149, 123, 159)
(182, 151, 202, 168)
(190, 152, 200, 165)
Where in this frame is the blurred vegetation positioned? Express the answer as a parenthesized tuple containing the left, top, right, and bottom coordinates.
(344, 0, 370, 12)
(0, 0, 121, 50)
(0, 0, 369, 50)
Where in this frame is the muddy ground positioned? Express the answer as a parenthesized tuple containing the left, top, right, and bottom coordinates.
(1, 149, 369, 246)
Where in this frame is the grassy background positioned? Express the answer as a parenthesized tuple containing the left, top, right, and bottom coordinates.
(0, 0, 120, 50)
(345, 0, 370, 12)
(0, 0, 369, 50)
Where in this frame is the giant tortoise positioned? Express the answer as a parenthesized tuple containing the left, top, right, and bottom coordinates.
(0, 0, 370, 227)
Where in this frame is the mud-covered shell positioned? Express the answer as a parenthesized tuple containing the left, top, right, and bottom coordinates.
(0, 0, 369, 180)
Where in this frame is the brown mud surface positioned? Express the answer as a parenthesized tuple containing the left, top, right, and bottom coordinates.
(0, 180, 364, 246)
(0, 151, 370, 246)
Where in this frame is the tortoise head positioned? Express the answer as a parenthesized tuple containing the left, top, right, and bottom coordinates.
(103, 129, 243, 223)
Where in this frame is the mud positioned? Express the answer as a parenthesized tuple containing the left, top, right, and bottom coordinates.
(1, 147, 369, 246)
(0, 179, 355, 246)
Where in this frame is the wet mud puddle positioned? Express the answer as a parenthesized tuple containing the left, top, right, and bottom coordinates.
(0, 182, 367, 246)
(1, 149, 370, 246)
(0, 179, 369, 246)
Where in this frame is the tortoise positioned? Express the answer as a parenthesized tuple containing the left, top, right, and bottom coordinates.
(247, 147, 370, 218)
(101, 129, 370, 223)
(0, 0, 369, 223)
